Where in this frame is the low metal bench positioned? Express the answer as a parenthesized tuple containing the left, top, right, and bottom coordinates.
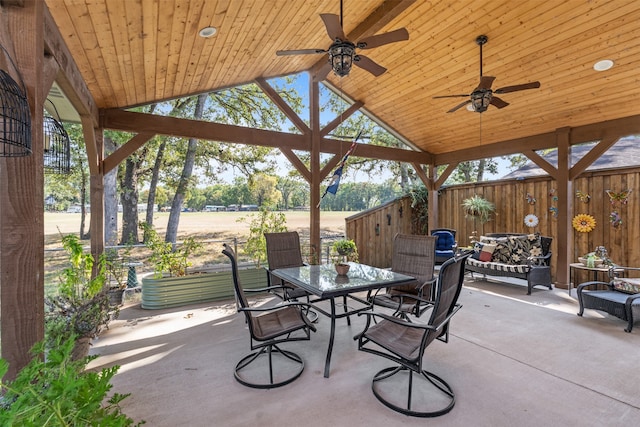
(576, 267, 640, 332)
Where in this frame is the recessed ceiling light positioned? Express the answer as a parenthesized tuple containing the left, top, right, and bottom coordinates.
(593, 59, 614, 71)
(199, 27, 217, 38)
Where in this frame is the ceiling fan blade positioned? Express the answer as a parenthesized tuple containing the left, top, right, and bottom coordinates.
(357, 28, 409, 49)
(476, 76, 495, 90)
(276, 48, 326, 56)
(433, 94, 471, 99)
(490, 96, 509, 109)
(354, 55, 387, 76)
(447, 100, 471, 113)
(320, 13, 345, 41)
(494, 81, 541, 94)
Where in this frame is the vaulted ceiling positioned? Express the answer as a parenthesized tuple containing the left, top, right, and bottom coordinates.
(45, 0, 640, 161)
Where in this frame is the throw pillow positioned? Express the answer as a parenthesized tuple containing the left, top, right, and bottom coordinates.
(472, 242, 497, 262)
(612, 278, 640, 294)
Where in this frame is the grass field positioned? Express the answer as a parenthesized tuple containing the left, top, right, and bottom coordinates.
(44, 210, 356, 294)
(45, 210, 352, 244)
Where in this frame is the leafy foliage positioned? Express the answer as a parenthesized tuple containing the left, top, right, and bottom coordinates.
(238, 207, 288, 267)
(331, 239, 359, 265)
(45, 235, 113, 347)
(139, 222, 202, 277)
(408, 185, 429, 234)
(0, 337, 143, 426)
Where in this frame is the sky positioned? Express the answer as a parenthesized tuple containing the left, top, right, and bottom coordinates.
(214, 71, 511, 185)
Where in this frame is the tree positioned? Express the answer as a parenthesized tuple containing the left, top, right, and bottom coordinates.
(166, 94, 207, 244)
(249, 173, 280, 208)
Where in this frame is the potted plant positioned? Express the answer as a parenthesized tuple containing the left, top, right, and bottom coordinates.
(45, 234, 114, 360)
(462, 195, 495, 241)
(332, 239, 359, 275)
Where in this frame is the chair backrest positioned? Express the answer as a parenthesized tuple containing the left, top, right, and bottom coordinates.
(431, 229, 456, 251)
(222, 243, 251, 315)
(265, 231, 304, 270)
(390, 234, 437, 294)
(424, 253, 470, 346)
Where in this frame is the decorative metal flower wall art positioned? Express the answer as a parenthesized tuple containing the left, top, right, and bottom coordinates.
(572, 214, 596, 233)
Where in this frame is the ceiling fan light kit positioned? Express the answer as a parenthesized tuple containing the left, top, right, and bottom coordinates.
(434, 35, 541, 113)
(329, 42, 355, 77)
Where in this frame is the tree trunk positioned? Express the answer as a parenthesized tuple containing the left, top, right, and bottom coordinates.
(104, 136, 118, 247)
(165, 94, 206, 243)
(120, 158, 140, 245)
(145, 139, 166, 229)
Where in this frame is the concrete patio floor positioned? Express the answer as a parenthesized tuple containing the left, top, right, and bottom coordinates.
(88, 277, 640, 426)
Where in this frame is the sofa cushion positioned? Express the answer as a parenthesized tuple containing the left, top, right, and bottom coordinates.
(466, 258, 529, 274)
(471, 242, 497, 262)
(612, 277, 640, 294)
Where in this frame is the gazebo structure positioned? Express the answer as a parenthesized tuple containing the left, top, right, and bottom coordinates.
(1, 0, 640, 379)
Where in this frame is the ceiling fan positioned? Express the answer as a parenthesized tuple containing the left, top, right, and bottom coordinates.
(433, 35, 541, 113)
(276, 0, 409, 78)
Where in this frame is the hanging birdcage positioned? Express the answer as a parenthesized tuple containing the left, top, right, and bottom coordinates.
(43, 111, 71, 174)
(1, 44, 31, 157)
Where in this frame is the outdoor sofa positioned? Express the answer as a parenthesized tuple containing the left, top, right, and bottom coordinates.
(465, 233, 553, 295)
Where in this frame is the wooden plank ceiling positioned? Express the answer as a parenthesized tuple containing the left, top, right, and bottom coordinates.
(45, 0, 640, 159)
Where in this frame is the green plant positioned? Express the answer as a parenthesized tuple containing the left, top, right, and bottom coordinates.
(332, 239, 359, 264)
(45, 234, 113, 351)
(140, 222, 202, 278)
(462, 195, 495, 224)
(238, 207, 288, 267)
(409, 185, 429, 234)
(0, 336, 144, 426)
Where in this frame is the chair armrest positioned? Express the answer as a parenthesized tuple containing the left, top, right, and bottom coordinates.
(576, 281, 611, 294)
(355, 303, 463, 338)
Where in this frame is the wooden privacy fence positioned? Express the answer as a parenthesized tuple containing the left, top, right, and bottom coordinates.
(346, 166, 640, 285)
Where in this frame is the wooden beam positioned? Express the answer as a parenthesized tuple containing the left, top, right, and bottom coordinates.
(280, 148, 311, 183)
(569, 136, 618, 180)
(435, 132, 556, 166)
(255, 77, 310, 134)
(103, 132, 155, 174)
(101, 109, 433, 165)
(43, 5, 99, 125)
(523, 149, 557, 180)
(81, 116, 100, 175)
(569, 115, 640, 144)
(435, 163, 458, 189)
(320, 101, 364, 137)
(435, 114, 640, 167)
(411, 162, 430, 188)
(102, 108, 306, 150)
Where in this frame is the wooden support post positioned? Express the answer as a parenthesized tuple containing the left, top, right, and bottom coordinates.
(309, 80, 321, 263)
(0, 0, 45, 380)
(555, 128, 572, 289)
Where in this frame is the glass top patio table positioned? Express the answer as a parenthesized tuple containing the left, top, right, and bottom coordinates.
(272, 262, 415, 377)
(272, 262, 415, 298)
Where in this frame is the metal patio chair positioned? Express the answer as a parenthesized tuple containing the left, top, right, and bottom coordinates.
(369, 234, 437, 320)
(356, 252, 471, 417)
(222, 243, 316, 389)
(264, 231, 318, 322)
(431, 228, 457, 265)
